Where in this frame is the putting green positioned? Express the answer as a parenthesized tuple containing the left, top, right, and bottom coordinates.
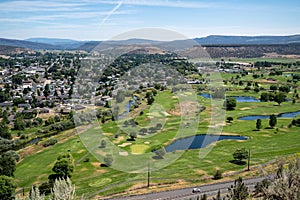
(130, 144, 149, 154)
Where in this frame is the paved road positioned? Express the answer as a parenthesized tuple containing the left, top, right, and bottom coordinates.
(109, 176, 267, 200)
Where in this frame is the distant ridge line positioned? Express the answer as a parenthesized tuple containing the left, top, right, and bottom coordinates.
(0, 34, 300, 50)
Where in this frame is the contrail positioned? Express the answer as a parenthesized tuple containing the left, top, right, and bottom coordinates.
(99, 0, 123, 27)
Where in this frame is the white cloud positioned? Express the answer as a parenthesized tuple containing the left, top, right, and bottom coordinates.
(99, 1, 123, 27)
(82, 0, 218, 9)
(0, 0, 87, 12)
(0, 10, 134, 24)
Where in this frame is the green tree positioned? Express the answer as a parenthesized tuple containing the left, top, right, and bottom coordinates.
(12, 75, 23, 85)
(279, 85, 290, 93)
(43, 84, 50, 98)
(147, 95, 154, 105)
(0, 175, 16, 200)
(260, 93, 269, 102)
(13, 97, 25, 106)
(154, 146, 166, 159)
(227, 117, 233, 123)
(274, 92, 286, 105)
(129, 132, 137, 141)
(54, 115, 60, 122)
(256, 119, 262, 130)
(270, 85, 277, 91)
(232, 148, 248, 165)
(225, 97, 237, 110)
(244, 86, 251, 91)
(54, 89, 58, 97)
(227, 177, 249, 200)
(2, 110, 9, 124)
(52, 154, 74, 179)
(213, 170, 222, 180)
(269, 114, 277, 128)
(14, 116, 26, 130)
(103, 154, 113, 167)
(38, 182, 52, 196)
(100, 140, 106, 148)
(0, 121, 11, 139)
(139, 128, 147, 135)
(0, 152, 17, 177)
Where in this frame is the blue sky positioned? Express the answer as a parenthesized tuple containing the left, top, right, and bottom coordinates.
(0, 0, 299, 40)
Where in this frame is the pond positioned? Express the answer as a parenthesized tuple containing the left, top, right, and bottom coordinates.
(26, 137, 41, 145)
(199, 94, 260, 102)
(17, 137, 41, 150)
(229, 96, 260, 102)
(199, 93, 212, 98)
(164, 134, 248, 152)
(238, 110, 300, 120)
(118, 99, 135, 119)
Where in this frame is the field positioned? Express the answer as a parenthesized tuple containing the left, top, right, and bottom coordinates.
(15, 58, 300, 199)
(15, 59, 300, 199)
(223, 57, 300, 63)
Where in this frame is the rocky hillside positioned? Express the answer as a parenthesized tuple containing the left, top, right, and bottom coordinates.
(202, 44, 300, 58)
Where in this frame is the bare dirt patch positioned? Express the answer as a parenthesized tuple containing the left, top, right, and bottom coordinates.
(204, 160, 213, 164)
(95, 169, 107, 173)
(80, 167, 88, 172)
(118, 142, 132, 147)
(113, 136, 125, 144)
(127, 183, 145, 191)
(77, 149, 85, 154)
(195, 169, 207, 175)
(91, 162, 101, 167)
(119, 151, 128, 156)
(221, 132, 240, 136)
(240, 107, 251, 110)
(168, 101, 199, 116)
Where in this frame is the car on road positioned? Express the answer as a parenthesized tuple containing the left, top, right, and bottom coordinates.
(192, 187, 201, 193)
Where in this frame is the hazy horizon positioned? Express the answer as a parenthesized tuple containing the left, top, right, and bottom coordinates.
(8, 33, 298, 42)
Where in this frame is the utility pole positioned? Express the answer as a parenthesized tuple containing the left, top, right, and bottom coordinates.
(147, 162, 150, 187)
(247, 149, 251, 171)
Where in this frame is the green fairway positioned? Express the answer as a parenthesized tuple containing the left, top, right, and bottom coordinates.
(15, 87, 300, 198)
(15, 58, 300, 198)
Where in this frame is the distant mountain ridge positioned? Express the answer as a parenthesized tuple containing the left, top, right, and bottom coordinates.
(195, 35, 300, 45)
(25, 38, 86, 49)
(0, 38, 58, 50)
(0, 34, 300, 51)
(26, 38, 80, 45)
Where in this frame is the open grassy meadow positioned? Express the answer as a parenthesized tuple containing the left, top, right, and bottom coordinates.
(15, 73, 300, 198)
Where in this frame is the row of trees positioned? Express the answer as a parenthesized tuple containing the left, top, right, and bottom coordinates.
(39, 153, 74, 195)
(0, 139, 19, 199)
(225, 91, 290, 112)
(0, 143, 76, 199)
(256, 114, 277, 130)
(260, 92, 287, 105)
